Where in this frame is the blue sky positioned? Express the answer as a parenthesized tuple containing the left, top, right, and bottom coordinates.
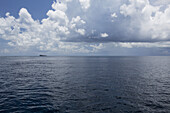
(0, 0, 170, 56)
(0, 0, 54, 19)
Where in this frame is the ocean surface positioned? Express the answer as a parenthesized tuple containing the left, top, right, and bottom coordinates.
(0, 56, 170, 113)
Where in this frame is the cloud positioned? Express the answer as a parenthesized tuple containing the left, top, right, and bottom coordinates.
(76, 29, 85, 35)
(111, 13, 117, 18)
(100, 33, 109, 38)
(19, 8, 34, 24)
(113, 42, 170, 48)
(52, 0, 68, 11)
(79, 0, 91, 10)
(0, 0, 170, 55)
(0, 0, 100, 54)
(151, 0, 170, 5)
(111, 13, 117, 22)
(0, 49, 9, 53)
(120, 0, 170, 41)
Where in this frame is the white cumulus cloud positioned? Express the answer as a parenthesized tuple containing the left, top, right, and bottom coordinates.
(100, 33, 109, 38)
(120, 0, 170, 40)
(79, 0, 91, 10)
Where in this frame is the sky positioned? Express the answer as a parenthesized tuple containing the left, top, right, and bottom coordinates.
(0, 0, 170, 56)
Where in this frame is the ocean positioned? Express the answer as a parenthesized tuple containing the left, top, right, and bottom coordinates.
(0, 56, 170, 113)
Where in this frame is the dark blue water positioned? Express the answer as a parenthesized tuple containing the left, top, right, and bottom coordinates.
(0, 56, 170, 113)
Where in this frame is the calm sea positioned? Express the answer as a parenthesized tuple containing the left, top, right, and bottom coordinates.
(0, 56, 170, 113)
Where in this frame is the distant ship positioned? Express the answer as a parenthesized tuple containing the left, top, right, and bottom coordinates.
(39, 55, 47, 57)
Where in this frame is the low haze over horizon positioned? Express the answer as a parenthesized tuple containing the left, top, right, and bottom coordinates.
(1, 0, 170, 56)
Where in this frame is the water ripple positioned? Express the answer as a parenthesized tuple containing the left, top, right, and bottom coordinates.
(0, 56, 170, 112)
